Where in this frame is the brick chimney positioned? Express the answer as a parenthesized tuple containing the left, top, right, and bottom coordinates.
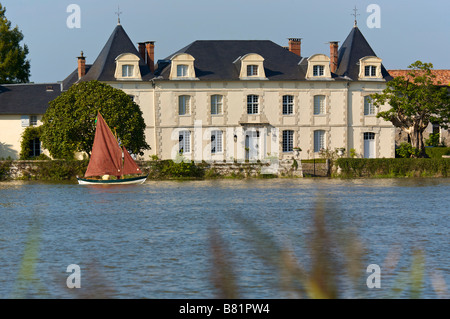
(145, 41, 155, 73)
(77, 51, 86, 79)
(329, 41, 339, 73)
(138, 42, 147, 63)
(288, 38, 302, 56)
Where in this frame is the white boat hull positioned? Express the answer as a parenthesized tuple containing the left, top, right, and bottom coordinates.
(77, 175, 147, 185)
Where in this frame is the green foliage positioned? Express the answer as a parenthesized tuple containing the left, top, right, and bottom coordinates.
(0, 4, 30, 83)
(396, 142, 420, 158)
(424, 133, 440, 147)
(301, 158, 326, 163)
(349, 148, 357, 158)
(18, 160, 89, 181)
(19, 126, 42, 159)
(41, 80, 150, 159)
(145, 160, 205, 179)
(292, 159, 298, 170)
(0, 159, 12, 180)
(150, 154, 160, 161)
(425, 147, 450, 159)
(335, 158, 450, 178)
(371, 61, 450, 157)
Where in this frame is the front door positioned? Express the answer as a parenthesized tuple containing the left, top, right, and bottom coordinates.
(364, 132, 375, 158)
(245, 130, 260, 161)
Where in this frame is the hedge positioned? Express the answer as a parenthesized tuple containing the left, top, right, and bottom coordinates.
(425, 147, 450, 159)
(335, 158, 450, 178)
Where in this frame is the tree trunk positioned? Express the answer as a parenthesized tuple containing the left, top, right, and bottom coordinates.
(409, 126, 426, 158)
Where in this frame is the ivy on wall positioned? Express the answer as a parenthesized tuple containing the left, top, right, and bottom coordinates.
(19, 126, 47, 160)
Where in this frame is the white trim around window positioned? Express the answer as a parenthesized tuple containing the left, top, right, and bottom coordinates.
(122, 64, 135, 77)
(247, 95, 259, 114)
(211, 95, 223, 115)
(313, 95, 325, 115)
(282, 95, 294, 115)
(364, 96, 376, 115)
(314, 130, 325, 152)
(211, 130, 223, 154)
(178, 95, 191, 115)
(179, 130, 191, 154)
(282, 130, 294, 152)
(313, 65, 324, 76)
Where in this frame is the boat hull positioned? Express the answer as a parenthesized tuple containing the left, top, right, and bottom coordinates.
(77, 175, 148, 185)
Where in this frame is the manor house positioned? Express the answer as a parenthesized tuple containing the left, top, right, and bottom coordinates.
(1, 21, 396, 161)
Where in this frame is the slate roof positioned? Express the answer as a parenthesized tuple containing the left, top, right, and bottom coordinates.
(155, 40, 306, 81)
(335, 26, 391, 81)
(0, 83, 61, 115)
(62, 24, 152, 88)
(60, 23, 389, 86)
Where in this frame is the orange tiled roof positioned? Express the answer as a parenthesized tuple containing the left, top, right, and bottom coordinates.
(388, 69, 450, 86)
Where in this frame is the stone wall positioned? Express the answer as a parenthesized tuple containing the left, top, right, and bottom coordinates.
(0, 159, 331, 180)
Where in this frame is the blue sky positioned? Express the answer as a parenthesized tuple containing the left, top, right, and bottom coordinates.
(2, 0, 449, 83)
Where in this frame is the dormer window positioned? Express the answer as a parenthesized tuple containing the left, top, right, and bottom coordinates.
(115, 53, 141, 80)
(238, 54, 267, 80)
(359, 56, 383, 80)
(122, 65, 134, 77)
(169, 53, 197, 80)
(247, 65, 258, 76)
(306, 54, 332, 80)
(365, 65, 377, 77)
(177, 65, 188, 77)
(313, 65, 324, 76)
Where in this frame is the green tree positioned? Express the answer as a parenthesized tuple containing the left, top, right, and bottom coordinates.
(0, 3, 30, 83)
(371, 61, 450, 157)
(41, 81, 150, 159)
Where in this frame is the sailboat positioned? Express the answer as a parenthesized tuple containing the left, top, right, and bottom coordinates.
(77, 112, 148, 185)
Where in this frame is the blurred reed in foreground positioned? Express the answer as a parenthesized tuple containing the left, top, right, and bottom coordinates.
(208, 197, 448, 299)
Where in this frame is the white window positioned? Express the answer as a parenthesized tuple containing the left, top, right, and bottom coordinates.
(211, 130, 223, 154)
(211, 95, 223, 115)
(314, 95, 325, 115)
(177, 65, 188, 77)
(282, 95, 294, 115)
(179, 130, 190, 154)
(364, 96, 376, 115)
(247, 65, 258, 76)
(178, 95, 190, 115)
(365, 65, 377, 77)
(313, 65, 324, 76)
(247, 95, 259, 114)
(122, 64, 134, 77)
(282, 130, 294, 152)
(314, 130, 325, 152)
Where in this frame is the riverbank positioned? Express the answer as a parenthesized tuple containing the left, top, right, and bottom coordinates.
(1, 158, 449, 181)
(334, 158, 450, 178)
(0, 159, 324, 181)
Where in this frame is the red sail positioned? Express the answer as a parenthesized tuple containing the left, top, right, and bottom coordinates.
(84, 112, 123, 177)
(122, 146, 142, 175)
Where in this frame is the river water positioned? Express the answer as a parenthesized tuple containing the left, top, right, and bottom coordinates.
(0, 178, 448, 299)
